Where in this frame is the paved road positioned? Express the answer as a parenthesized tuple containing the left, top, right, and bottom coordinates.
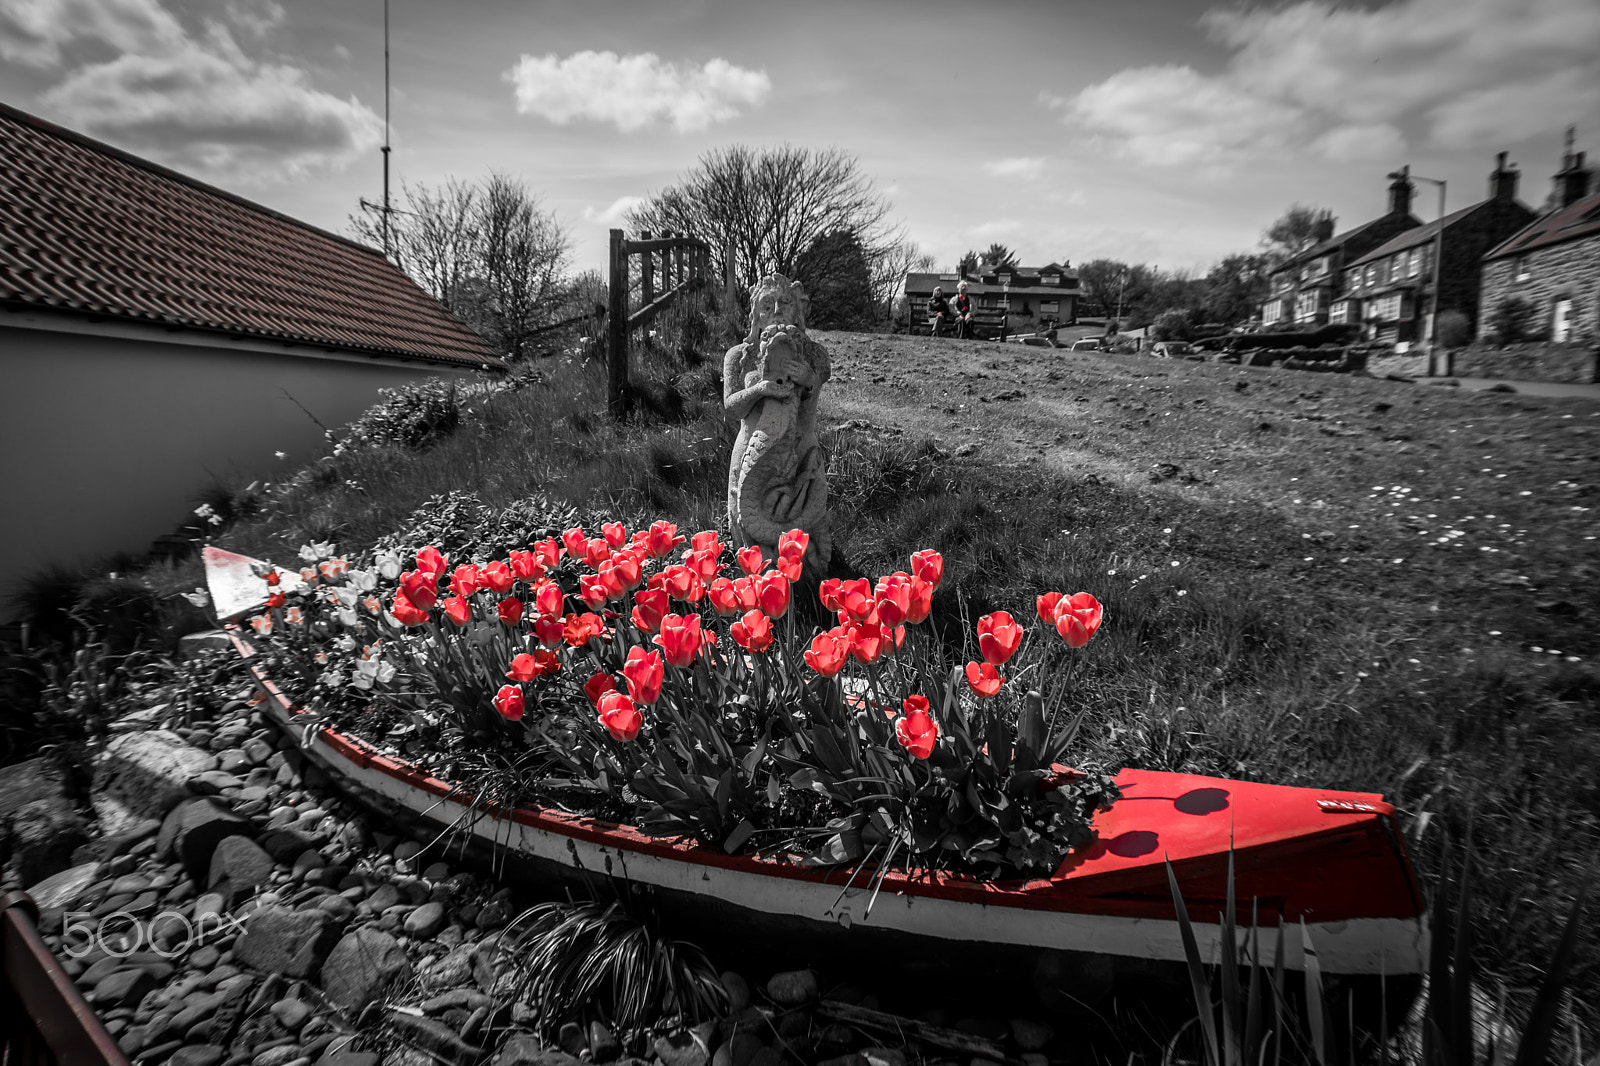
(1418, 376, 1600, 400)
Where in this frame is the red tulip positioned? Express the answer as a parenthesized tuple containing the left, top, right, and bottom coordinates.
(736, 545, 766, 576)
(482, 560, 515, 595)
(451, 564, 480, 599)
(632, 587, 670, 632)
(561, 526, 588, 560)
(580, 537, 607, 569)
(733, 576, 761, 610)
(584, 671, 615, 707)
(533, 614, 564, 648)
(390, 592, 429, 627)
(911, 549, 943, 589)
(266, 591, 286, 609)
(563, 612, 605, 647)
(608, 553, 643, 591)
(1036, 591, 1064, 624)
(653, 613, 705, 667)
(779, 529, 809, 561)
(264, 569, 281, 587)
(965, 661, 1003, 698)
(623, 647, 664, 705)
(775, 553, 803, 582)
(848, 622, 886, 665)
(731, 610, 774, 652)
(690, 530, 723, 554)
(417, 546, 448, 575)
(602, 521, 628, 548)
(896, 709, 938, 759)
(835, 578, 874, 622)
(535, 581, 565, 617)
(441, 596, 471, 626)
(533, 538, 562, 568)
(686, 545, 722, 582)
(659, 565, 704, 603)
(597, 690, 643, 742)
(493, 684, 524, 722)
(977, 611, 1024, 666)
(874, 572, 913, 628)
(579, 574, 610, 610)
(818, 578, 842, 612)
(804, 627, 852, 677)
(707, 578, 741, 617)
(906, 577, 934, 624)
(497, 596, 524, 626)
(756, 573, 791, 618)
(646, 521, 684, 559)
(506, 653, 543, 683)
(1054, 592, 1104, 648)
(903, 694, 930, 717)
(399, 569, 438, 610)
(509, 550, 544, 582)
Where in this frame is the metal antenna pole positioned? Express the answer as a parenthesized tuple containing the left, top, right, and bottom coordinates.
(381, 0, 392, 260)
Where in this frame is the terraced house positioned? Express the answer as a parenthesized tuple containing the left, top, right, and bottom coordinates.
(1338, 153, 1535, 346)
(902, 262, 1079, 331)
(1477, 142, 1600, 344)
(1258, 170, 1421, 328)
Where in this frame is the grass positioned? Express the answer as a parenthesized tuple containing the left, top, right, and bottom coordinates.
(22, 314, 1598, 1051)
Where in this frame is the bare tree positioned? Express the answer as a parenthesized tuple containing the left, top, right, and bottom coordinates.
(628, 145, 897, 303)
(868, 235, 932, 324)
(349, 173, 571, 359)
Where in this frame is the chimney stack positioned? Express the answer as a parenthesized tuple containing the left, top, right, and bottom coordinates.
(1388, 165, 1414, 217)
(1489, 151, 1520, 202)
(1550, 127, 1593, 209)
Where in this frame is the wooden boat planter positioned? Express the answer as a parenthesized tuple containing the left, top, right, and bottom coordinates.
(208, 549, 1426, 1012)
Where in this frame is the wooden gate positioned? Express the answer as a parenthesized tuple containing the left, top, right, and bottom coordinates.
(606, 228, 719, 418)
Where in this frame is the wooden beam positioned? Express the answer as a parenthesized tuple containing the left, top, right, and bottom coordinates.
(622, 236, 710, 256)
(607, 228, 628, 418)
(641, 229, 654, 308)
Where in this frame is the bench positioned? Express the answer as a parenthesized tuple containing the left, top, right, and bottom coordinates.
(922, 307, 1009, 340)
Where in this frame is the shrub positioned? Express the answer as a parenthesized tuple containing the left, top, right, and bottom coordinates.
(1150, 309, 1196, 342)
(1436, 309, 1472, 349)
(337, 378, 463, 453)
(1487, 297, 1535, 344)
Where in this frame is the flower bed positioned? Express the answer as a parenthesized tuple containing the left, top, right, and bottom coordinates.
(237, 524, 1118, 883)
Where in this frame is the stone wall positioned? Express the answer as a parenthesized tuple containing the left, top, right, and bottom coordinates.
(1479, 234, 1600, 343)
(1451, 341, 1600, 383)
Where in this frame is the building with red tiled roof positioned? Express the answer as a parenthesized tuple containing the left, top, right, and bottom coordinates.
(1478, 140, 1600, 345)
(0, 101, 499, 597)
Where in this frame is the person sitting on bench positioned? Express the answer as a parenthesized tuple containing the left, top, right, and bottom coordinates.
(953, 281, 974, 339)
(928, 287, 953, 337)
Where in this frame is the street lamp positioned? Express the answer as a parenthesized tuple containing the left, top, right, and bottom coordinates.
(1390, 169, 1446, 355)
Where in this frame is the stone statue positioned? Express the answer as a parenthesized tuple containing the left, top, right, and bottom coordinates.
(724, 273, 832, 564)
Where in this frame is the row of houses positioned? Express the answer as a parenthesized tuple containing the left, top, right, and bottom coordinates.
(900, 263, 1081, 332)
(1260, 136, 1600, 348)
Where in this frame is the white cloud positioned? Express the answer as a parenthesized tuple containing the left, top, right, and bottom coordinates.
(983, 156, 1045, 179)
(582, 195, 646, 226)
(0, 0, 183, 67)
(505, 50, 771, 133)
(1050, 0, 1600, 170)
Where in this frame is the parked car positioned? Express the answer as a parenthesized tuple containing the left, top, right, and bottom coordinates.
(1150, 341, 1194, 358)
(1069, 338, 1103, 352)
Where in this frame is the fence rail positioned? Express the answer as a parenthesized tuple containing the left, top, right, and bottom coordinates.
(0, 891, 132, 1066)
(607, 228, 719, 418)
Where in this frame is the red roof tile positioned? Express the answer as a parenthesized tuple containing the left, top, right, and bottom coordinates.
(1484, 190, 1600, 260)
(0, 102, 500, 369)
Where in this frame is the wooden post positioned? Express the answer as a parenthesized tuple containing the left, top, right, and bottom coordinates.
(641, 229, 654, 308)
(607, 228, 628, 418)
(723, 241, 738, 325)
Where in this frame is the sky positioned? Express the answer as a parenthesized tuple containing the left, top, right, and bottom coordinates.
(2, 0, 1597, 278)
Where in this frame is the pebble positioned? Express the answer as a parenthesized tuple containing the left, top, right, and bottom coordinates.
(217, 750, 251, 773)
(720, 971, 751, 1011)
(169, 1042, 227, 1066)
(1009, 1019, 1054, 1051)
(392, 841, 423, 862)
(403, 902, 447, 939)
(366, 884, 401, 912)
(766, 969, 819, 1005)
(252, 1045, 303, 1066)
(242, 738, 274, 765)
(421, 861, 450, 881)
(109, 873, 153, 895)
(315, 894, 357, 922)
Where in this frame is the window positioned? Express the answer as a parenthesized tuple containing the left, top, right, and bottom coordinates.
(1042, 273, 1061, 285)
(1514, 255, 1531, 281)
(1553, 298, 1573, 343)
(1368, 293, 1405, 321)
(1330, 300, 1350, 324)
(1040, 300, 1060, 314)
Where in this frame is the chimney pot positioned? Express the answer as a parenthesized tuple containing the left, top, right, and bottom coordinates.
(1388, 166, 1414, 217)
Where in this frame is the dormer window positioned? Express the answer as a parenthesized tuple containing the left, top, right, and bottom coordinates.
(1042, 273, 1061, 285)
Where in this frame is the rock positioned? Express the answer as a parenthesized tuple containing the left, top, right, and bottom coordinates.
(473, 898, 511, 930)
(315, 894, 356, 922)
(654, 1023, 717, 1066)
(10, 797, 90, 885)
(160, 798, 254, 883)
(719, 971, 751, 1012)
(253, 1046, 304, 1066)
(94, 730, 218, 835)
(385, 1009, 485, 1066)
(171, 1045, 228, 1066)
(558, 1021, 588, 1056)
(109, 872, 152, 895)
(208, 836, 276, 894)
(189, 945, 222, 971)
(712, 1032, 764, 1066)
(1008, 1019, 1054, 1051)
(292, 849, 326, 877)
(234, 906, 343, 979)
(320, 928, 412, 1012)
(217, 750, 251, 774)
(1020, 1055, 1049, 1066)
(317, 1054, 380, 1066)
(366, 883, 401, 912)
(256, 829, 317, 864)
(392, 841, 422, 862)
(862, 1051, 906, 1066)
(589, 1021, 621, 1063)
(493, 1035, 578, 1066)
(242, 737, 275, 765)
(90, 968, 157, 1009)
(26, 861, 102, 910)
(765, 969, 819, 1006)
(419, 988, 492, 1014)
(421, 861, 450, 881)
(403, 902, 446, 939)
(192, 770, 245, 796)
(0, 756, 68, 840)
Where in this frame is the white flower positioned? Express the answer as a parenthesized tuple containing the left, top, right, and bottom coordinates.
(275, 451, 287, 460)
(299, 544, 321, 562)
(182, 588, 211, 607)
(337, 607, 360, 627)
(375, 554, 402, 580)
